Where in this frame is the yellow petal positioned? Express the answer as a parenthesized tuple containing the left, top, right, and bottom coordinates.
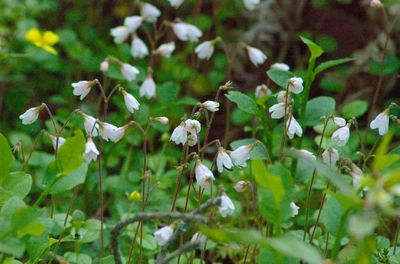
(42, 45, 58, 55)
(25, 28, 42, 45)
(43, 31, 59, 45)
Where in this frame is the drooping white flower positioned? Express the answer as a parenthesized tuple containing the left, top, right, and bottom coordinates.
(84, 137, 99, 163)
(322, 147, 339, 167)
(200, 100, 219, 112)
(82, 113, 99, 137)
(170, 122, 187, 145)
(370, 110, 389, 136)
(234, 181, 248, 192)
(185, 119, 201, 134)
(195, 159, 215, 188)
(120, 63, 140, 82)
(246, 46, 267, 67)
(298, 149, 316, 160)
(99, 122, 118, 142)
(191, 232, 207, 245)
(216, 147, 233, 173)
(243, 0, 260, 10)
(219, 194, 235, 217)
(350, 164, 363, 189)
(270, 62, 290, 71)
(195, 41, 215, 60)
(124, 16, 143, 33)
(100, 60, 109, 72)
(113, 125, 129, 143)
(46, 133, 66, 151)
(290, 202, 299, 217)
(131, 36, 149, 58)
(110, 26, 130, 44)
(286, 116, 303, 139)
(169, 0, 184, 8)
(154, 42, 175, 58)
(269, 102, 286, 119)
(141, 3, 161, 23)
(277, 91, 290, 103)
(140, 73, 156, 99)
(72, 80, 95, 100)
(370, 0, 383, 8)
(230, 144, 253, 167)
(121, 89, 140, 113)
(19, 104, 44, 125)
(187, 133, 198, 147)
(255, 84, 271, 98)
(172, 22, 203, 42)
(333, 117, 346, 127)
(152, 116, 169, 124)
(287, 77, 304, 94)
(332, 126, 350, 146)
(154, 225, 173, 246)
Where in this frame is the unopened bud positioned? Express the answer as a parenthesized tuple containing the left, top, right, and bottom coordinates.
(370, 0, 383, 9)
(151, 116, 169, 124)
(128, 191, 141, 202)
(234, 180, 249, 192)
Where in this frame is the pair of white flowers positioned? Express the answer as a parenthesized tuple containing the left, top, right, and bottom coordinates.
(172, 22, 203, 43)
(170, 119, 202, 146)
(331, 117, 350, 147)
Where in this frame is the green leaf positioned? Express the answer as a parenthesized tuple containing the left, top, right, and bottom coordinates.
(50, 164, 88, 194)
(0, 133, 14, 179)
(300, 36, 324, 59)
(314, 58, 353, 75)
(342, 100, 368, 119)
(266, 69, 295, 88)
(0, 172, 32, 205)
(12, 207, 44, 238)
(158, 81, 179, 104)
(199, 226, 263, 245)
(57, 130, 85, 174)
(64, 252, 92, 264)
(305, 96, 336, 126)
(320, 195, 344, 235)
(225, 91, 258, 115)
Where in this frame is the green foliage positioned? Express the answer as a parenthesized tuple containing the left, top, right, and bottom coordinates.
(342, 100, 369, 119)
(305, 96, 336, 126)
(0, 133, 14, 179)
(266, 69, 295, 88)
(57, 130, 85, 174)
(225, 91, 258, 115)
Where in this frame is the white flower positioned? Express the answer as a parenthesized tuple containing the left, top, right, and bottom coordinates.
(216, 147, 233, 173)
(370, 110, 389, 136)
(333, 117, 346, 127)
(72, 80, 95, 100)
(100, 60, 109, 72)
(124, 16, 143, 33)
(277, 91, 290, 103)
(110, 26, 129, 44)
(195, 41, 215, 60)
(47, 134, 66, 151)
(298, 149, 316, 160)
(246, 46, 267, 67)
(191, 232, 207, 245)
(255, 84, 271, 98)
(286, 116, 303, 139)
(154, 225, 173, 246)
(140, 74, 156, 99)
(290, 202, 299, 217)
(152, 116, 169, 124)
(154, 42, 175, 58)
(170, 122, 187, 145)
(287, 77, 304, 94)
(350, 164, 363, 189)
(370, 0, 383, 8)
(113, 125, 129, 143)
(131, 37, 149, 58)
(243, 0, 260, 10)
(322, 147, 339, 167)
(200, 100, 219, 112)
(84, 137, 99, 163)
(19, 104, 44, 125)
(121, 63, 140, 82)
(195, 160, 215, 188)
(332, 126, 350, 146)
(99, 122, 118, 142)
(121, 89, 140, 113)
(234, 181, 248, 192)
(82, 113, 99, 137)
(230, 144, 253, 167)
(169, 0, 184, 8)
(141, 3, 161, 23)
(270, 63, 290, 71)
(187, 133, 198, 147)
(269, 102, 286, 119)
(219, 194, 235, 217)
(185, 119, 201, 134)
(173, 22, 202, 42)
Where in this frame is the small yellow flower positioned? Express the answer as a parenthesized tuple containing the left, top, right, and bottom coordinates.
(25, 28, 59, 55)
(128, 191, 141, 202)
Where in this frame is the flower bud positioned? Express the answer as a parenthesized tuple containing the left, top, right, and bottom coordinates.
(234, 180, 248, 192)
(152, 116, 169, 124)
(128, 191, 141, 202)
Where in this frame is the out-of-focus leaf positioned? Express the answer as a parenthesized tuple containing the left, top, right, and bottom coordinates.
(342, 100, 368, 119)
(57, 130, 85, 174)
(50, 164, 88, 194)
(199, 226, 263, 245)
(0, 172, 32, 205)
(314, 58, 353, 75)
(225, 91, 258, 115)
(0, 133, 14, 179)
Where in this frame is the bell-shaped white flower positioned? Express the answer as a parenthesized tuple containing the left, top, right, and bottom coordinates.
(152, 116, 169, 125)
(322, 147, 339, 167)
(255, 84, 271, 98)
(140, 73, 156, 99)
(84, 137, 99, 163)
(219, 194, 235, 217)
(72, 80, 95, 100)
(200, 100, 219, 112)
(131, 36, 149, 58)
(246, 46, 267, 67)
(169, 0, 184, 8)
(173, 22, 202, 42)
(243, 0, 260, 10)
(124, 16, 143, 33)
(110, 26, 130, 44)
(270, 62, 290, 71)
(333, 117, 346, 127)
(269, 102, 286, 119)
(191, 232, 207, 246)
(99, 122, 118, 142)
(370, 0, 383, 8)
(82, 113, 99, 137)
(231, 144, 253, 167)
(121, 89, 140, 113)
(19, 104, 44, 125)
(185, 119, 201, 134)
(195, 40, 215, 60)
(195, 159, 215, 188)
(121, 63, 139, 82)
(277, 91, 290, 103)
(187, 133, 198, 147)
(113, 125, 129, 143)
(290, 202, 299, 217)
(350, 164, 363, 189)
(46, 133, 66, 151)
(170, 122, 187, 145)
(298, 149, 316, 160)
(287, 77, 304, 94)
(141, 3, 161, 23)
(154, 225, 173, 246)
(286, 116, 303, 139)
(154, 42, 175, 58)
(370, 110, 389, 136)
(332, 126, 350, 146)
(216, 147, 233, 173)
(100, 60, 109, 72)
(234, 180, 248, 192)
